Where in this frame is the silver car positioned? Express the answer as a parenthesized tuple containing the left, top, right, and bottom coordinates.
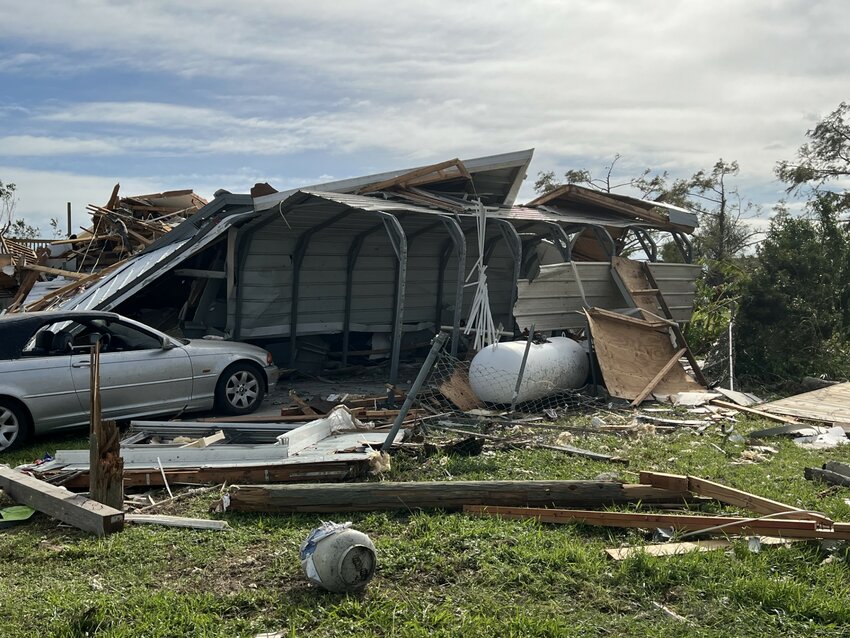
(0, 310, 280, 451)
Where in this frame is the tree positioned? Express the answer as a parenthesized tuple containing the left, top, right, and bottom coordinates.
(735, 193, 850, 382)
(0, 180, 41, 239)
(533, 156, 758, 267)
(776, 102, 850, 210)
(0, 180, 16, 232)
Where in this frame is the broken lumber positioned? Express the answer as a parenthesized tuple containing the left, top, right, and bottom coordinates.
(0, 465, 123, 536)
(463, 505, 847, 539)
(640, 472, 833, 526)
(709, 400, 800, 424)
(222, 480, 691, 513)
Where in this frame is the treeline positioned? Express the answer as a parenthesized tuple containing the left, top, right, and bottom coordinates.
(537, 102, 850, 385)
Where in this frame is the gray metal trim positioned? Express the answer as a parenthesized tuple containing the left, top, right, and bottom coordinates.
(378, 212, 408, 382)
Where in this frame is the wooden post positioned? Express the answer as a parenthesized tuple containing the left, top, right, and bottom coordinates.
(89, 341, 124, 509)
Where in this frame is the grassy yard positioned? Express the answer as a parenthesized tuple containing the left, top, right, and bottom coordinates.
(2, 415, 850, 637)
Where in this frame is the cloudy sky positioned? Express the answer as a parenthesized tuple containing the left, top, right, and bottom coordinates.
(1, 0, 847, 233)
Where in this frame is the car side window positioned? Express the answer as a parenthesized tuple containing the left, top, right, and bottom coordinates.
(21, 321, 86, 357)
(101, 320, 162, 352)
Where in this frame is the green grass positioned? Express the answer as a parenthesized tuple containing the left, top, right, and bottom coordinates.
(2, 415, 850, 637)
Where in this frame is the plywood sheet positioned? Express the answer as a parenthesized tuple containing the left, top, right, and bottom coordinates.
(760, 382, 850, 424)
(611, 256, 661, 315)
(586, 308, 702, 400)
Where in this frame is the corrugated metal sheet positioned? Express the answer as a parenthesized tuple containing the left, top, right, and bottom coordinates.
(235, 195, 517, 339)
(513, 262, 701, 331)
(253, 149, 534, 212)
(57, 210, 256, 312)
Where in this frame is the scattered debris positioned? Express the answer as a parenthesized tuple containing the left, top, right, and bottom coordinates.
(805, 461, 850, 488)
(124, 514, 230, 531)
(605, 536, 796, 560)
(0, 465, 123, 536)
(0, 504, 36, 528)
(793, 426, 849, 449)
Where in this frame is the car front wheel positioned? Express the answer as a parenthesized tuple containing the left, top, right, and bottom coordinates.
(0, 399, 31, 453)
(215, 363, 265, 415)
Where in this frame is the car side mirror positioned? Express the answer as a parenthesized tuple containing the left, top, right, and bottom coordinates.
(161, 338, 177, 350)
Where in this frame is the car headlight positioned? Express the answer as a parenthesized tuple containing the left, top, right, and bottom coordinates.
(266, 351, 274, 365)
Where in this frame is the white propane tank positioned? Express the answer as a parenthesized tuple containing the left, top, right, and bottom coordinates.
(468, 336, 588, 404)
(300, 522, 377, 593)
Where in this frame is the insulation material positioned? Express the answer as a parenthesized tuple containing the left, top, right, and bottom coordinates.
(585, 308, 703, 401)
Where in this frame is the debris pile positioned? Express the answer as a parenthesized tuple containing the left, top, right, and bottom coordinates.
(1, 185, 205, 313)
(65, 186, 207, 270)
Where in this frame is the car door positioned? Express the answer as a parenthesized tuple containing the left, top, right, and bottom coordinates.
(69, 319, 194, 420)
(11, 321, 89, 429)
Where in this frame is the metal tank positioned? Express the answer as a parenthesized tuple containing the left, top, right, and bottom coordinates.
(468, 336, 588, 404)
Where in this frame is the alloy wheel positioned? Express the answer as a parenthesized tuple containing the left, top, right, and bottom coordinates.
(0, 406, 20, 451)
(225, 370, 260, 410)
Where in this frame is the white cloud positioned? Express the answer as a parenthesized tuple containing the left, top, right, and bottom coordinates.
(0, 166, 165, 233)
(0, 135, 121, 156)
(0, 0, 847, 210)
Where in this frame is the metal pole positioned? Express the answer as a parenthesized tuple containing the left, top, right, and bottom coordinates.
(381, 331, 449, 451)
(728, 317, 735, 391)
(66, 202, 72, 237)
(509, 324, 535, 413)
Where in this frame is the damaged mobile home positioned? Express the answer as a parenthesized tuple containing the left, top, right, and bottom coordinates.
(14, 149, 701, 386)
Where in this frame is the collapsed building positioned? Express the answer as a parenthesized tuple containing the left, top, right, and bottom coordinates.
(16, 149, 701, 384)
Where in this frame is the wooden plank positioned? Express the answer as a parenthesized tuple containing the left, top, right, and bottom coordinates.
(222, 481, 693, 513)
(639, 471, 689, 492)
(124, 514, 229, 530)
(687, 476, 833, 525)
(709, 400, 800, 424)
(355, 158, 470, 194)
(464, 505, 819, 533)
(606, 537, 796, 560)
(534, 443, 629, 464)
(22, 263, 88, 280)
(0, 465, 123, 536)
(612, 256, 659, 315)
(759, 382, 850, 424)
(631, 348, 688, 407)
(180, 431, 226, 448)
(54, 459, 371, 490)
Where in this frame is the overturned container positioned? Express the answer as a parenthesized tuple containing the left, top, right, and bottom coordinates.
(468, 336, 588, 404)
(300, 522, 377, 593)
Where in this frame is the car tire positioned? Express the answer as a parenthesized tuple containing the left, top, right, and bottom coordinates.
(0, 399, 31, 453)
(215, 362, 266, 416)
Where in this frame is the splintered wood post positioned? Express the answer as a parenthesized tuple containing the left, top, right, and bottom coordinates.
(89, 341, 124, 509)
(0, 466, 123, 536)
